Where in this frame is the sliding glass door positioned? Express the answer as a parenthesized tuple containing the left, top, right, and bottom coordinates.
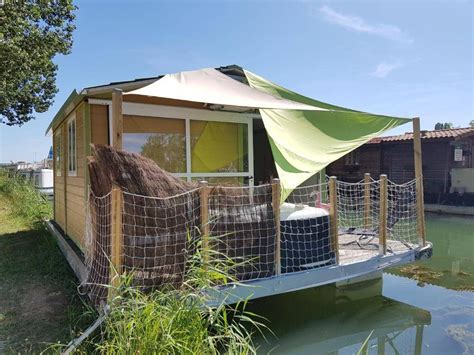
(123, 112, 253, 186)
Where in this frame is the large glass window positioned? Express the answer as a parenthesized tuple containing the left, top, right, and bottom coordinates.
(122, 113, 252, 186)
(123, 115, 186, 173)
(190, 120, 248, 173)
(67, 115, 77, 176)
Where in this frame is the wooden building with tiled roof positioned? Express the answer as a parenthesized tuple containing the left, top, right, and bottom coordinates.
(327, 127, 474, 203)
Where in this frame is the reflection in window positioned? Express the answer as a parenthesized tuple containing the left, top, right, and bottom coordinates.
(123, 116, 186, 173)
(190, 120, 248, 173)
(192, 176, 244, 186)
(54, 131, 61, 176)
(67, 116, 76, 175)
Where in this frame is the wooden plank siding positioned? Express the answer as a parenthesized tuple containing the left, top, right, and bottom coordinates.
(327, 136, 474, 195)
(326, 145, 381, 182)
(53, 131, 64, 231)
(50, 102, 108, 251)
(90, 104, 109, 145)
(65, 104, 87, 248)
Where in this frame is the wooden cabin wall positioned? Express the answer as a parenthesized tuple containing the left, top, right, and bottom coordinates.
(52, 103, 92, 250)
(326, 145, 381, 182)
(53, 126, 66, 232)
(65, 105, 86, 248)
(90, 104, 109, 145)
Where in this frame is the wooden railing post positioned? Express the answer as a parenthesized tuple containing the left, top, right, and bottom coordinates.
(110, 185, 123, 298)
(379, 175, 388, 255)
(199, 181, 210, 267)
(112, 88, 123, 150)
(413, 117, 426, 246)
(364, 173, 371, 230)
(272, 178, 281, 276)
(329, 176, 339, 264)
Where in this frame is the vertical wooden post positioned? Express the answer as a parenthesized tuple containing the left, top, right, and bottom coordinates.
(329, 176, 339, 264)
(379, 175, 388, 255)
(112, 88, 123, 150)
(364, 173, 371, 230)
(413, 117, 426, 246)
(110, 185, 123, 297)
(199, 181, 210, 267)
(272, 178, 281, 276)
(415, 325, 424, 355)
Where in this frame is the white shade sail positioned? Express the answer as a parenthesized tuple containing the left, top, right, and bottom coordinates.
(125, 68, 324, 111)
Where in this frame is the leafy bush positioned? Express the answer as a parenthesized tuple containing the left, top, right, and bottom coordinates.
(58, 236, 267, 354)
(0, 170, 52, 224)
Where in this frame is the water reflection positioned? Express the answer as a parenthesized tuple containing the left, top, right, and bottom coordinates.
(250, 276, 430, 354)
(249, 214, 474, 354)
(390, 213, 474, 291)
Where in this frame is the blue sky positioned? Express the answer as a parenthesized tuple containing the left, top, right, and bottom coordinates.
(1, 0, 472, 162)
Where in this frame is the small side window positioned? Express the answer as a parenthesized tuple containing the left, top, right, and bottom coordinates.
(67, 115, 77, 176)
(344, 150, 360, 166)
(55, 131, 62, 176)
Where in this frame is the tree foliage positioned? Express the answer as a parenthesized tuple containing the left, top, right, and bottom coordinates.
(434, 122, 453, 130)
(0, 0, 76, 126)
(470, 120, 474, 128)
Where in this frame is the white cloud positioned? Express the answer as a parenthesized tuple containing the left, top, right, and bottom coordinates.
(319, 5, 413, 43)
(371, 62, 401, 78)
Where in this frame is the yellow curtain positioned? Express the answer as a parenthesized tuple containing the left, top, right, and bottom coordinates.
(191, 121, 247, 173)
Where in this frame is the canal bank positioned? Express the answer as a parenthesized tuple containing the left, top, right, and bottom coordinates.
(250, 213, 474, 354)
(425, 204, 474, 217)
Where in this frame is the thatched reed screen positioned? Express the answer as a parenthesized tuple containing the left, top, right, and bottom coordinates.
(84, 145, 278, 305)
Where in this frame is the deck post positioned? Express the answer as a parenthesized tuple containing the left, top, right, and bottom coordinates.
(109, 185, 123, 299)
(199, 181, 210, 267)
(112, 88, 123, 150)
(272, 178, 281, 276)
(413, 117, 426, 246)
(379, 175, 388, 255)
(329, 176, 339, 264)
(364, 173, 371, 230)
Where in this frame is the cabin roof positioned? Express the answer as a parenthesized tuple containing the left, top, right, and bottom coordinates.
(81, 65, 246, 94)
(368, 127, 474, 144)
(46, 65, 247, 134)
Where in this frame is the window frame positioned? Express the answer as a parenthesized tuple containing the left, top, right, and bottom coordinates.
(344, 150, 360, 167)
(54, 130, 62, 177)
(67, 114, 77, 177)
(104, 101, 255, 185)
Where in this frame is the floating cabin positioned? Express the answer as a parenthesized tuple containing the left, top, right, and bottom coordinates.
(46, 65, 432, 305)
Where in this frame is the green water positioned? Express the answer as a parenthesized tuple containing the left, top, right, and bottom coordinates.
(250, 213, 474, 354)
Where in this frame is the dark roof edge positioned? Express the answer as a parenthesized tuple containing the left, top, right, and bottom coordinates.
(44, 90, 84, 136)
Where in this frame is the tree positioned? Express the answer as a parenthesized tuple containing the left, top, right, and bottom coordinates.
(0, 1, 76, 126)
(470, 120, 474, 128)
(434, 122, 453, 130)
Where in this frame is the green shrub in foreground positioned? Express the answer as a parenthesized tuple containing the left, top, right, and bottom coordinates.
(0, 170, 52, 224)
(61, 238, 268, 354)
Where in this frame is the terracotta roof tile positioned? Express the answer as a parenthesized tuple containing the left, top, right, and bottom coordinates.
(368, 127, 474, 144)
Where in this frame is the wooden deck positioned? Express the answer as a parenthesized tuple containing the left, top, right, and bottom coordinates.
(338, 234, 414, 265)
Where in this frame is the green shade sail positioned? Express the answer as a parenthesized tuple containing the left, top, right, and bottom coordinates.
(244, 69, 411, 201)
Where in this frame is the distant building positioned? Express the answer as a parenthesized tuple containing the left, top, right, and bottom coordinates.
(327, 127, 474, 203)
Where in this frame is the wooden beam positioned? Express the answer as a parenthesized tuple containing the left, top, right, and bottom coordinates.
(379, 174, 388, 255)
(329, 176, 339, 264)
(272, 178, 281, 276)
(413, 117, 426, 246)
(199, 181, 210, 267)
(364, 173, 371, 230)
(111, 88, 123, 149)
(83, 102, 91, 205)
(109, 186, 123, 297)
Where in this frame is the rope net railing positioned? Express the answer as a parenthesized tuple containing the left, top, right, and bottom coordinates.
(84, 176, 423, 304)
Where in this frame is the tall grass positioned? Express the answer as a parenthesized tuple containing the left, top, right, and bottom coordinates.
(0, 170, 52, 225)
(64, 235, 268, 354)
